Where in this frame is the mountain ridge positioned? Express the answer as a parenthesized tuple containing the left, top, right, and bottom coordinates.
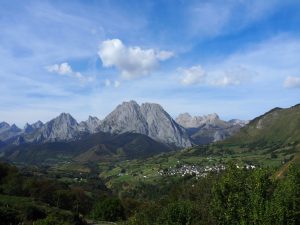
(0, 100, 247, 148)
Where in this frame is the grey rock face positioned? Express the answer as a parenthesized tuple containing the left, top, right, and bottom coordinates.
(176, 113, 248, 144)
(32, 121, 44, 129)
(100, 101, 148, 134)
(99, 101, 192, 147)
(0, 122, 22, 141)
(24, 123, 34, 133)
(176, 113, 222, 128)
(24, 121, 44, 134)
(27, 113, 81, 142)
(79, 116, 101, 133)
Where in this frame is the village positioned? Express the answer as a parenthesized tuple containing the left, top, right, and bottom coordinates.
(158, 163, 256, 178)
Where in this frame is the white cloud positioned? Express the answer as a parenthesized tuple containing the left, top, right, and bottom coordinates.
(179, 65, 206, 85)
(104, 79, 120, 88)
(212, 75, 241, 86)
(46, 62, 72, 75)
(178, 65, 256, 87)
(46, 62, 93, 82)
(98, 39, 174, 79)
(284, 76, 300, 89)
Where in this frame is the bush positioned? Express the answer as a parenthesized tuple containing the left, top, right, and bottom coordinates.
(25, 205, 46, 221)
(0, 206, 21, 225)
(91, 197, 125, 221)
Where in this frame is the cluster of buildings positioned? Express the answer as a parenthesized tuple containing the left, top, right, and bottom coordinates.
(158, 163, 256, 178)
(158, 164, 226, 178)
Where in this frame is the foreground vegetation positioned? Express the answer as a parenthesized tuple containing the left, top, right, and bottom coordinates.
(1, 155, 300, 225)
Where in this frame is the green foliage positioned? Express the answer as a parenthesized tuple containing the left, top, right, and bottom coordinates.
(91, 197, 125, 222)
(25, 205, 46, 221)
(211, 163, 300, 225)
(0, 206, 21, 225)
(157, 201, 197, 225)
(35, 215, 69, 225)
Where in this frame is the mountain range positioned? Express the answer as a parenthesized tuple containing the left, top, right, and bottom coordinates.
(1, 101, 300, 166)
(0, 100, 246, 148)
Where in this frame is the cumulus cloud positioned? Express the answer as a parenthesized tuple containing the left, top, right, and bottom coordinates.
(46, 62, 93, 82)
(98, 39, 174, 79)
(284, 76, 300, 88)
(178, 65, 206, 85)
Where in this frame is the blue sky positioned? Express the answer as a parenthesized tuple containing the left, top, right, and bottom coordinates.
(1, 0, 300, 126)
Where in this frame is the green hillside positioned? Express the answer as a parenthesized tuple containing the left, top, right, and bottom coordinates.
(226, 104, 300, 146)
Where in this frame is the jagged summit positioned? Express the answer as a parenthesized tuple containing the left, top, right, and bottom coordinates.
(176, 112, 247, 144)
(0, 122, 22, 141)
(99, 101, 192, 147)
(79, 116, 101, 133)
(31, 120, 44, 129)
(176, 112, 221, 128)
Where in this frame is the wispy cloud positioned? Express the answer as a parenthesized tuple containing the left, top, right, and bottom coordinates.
(284, 76, 300, 88)
(178, 65, 206, 85)
(186, 0, 283, 38)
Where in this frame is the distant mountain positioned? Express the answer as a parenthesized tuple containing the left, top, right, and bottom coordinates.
(0, 122, 22, 141)
(176, 113, 247, 145)
(226, 104, 300, 146)
(23, 120, 44, 134)
(23, 113, 83, 143)
(99, 101, 192, 147)
(79, 116, 101, 133)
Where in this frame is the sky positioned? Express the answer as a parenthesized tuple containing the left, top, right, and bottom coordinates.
(1, 0, 300, 127)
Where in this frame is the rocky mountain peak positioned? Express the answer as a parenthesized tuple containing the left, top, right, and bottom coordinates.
(9, 124, 21, 132)
(0, 122, 22, 141)
(24, 123, 34, 133)
(100, 101, 148, 134)
(99, 100, 192, 147)
(32, 121, 44, 129)
(0, 122, 10, 130)
(26, 113, 80, 142)
(79, 116, 101, 133)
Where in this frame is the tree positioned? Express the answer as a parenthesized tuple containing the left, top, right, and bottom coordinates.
(91, 197, 125, 221)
